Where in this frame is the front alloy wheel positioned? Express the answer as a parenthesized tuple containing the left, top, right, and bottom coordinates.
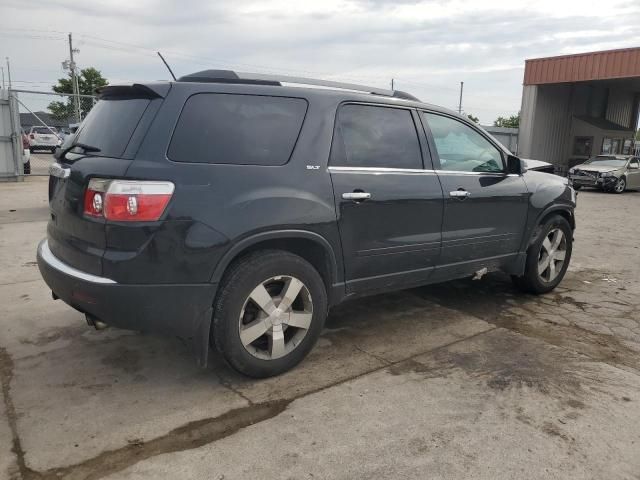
(612, 177, 626, 194)
(537, 228, 567, 283)
(239, 275, 313, 360)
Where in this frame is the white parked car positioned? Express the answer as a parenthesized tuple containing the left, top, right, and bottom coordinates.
(27, 126, 61, 153)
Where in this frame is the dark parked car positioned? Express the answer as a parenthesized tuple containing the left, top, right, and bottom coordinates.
(37, 71, 577, 377)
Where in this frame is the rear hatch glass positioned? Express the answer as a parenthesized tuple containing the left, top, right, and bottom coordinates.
(73, 98, 151, 158)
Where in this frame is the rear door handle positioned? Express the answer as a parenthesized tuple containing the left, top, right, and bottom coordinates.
(449, 190, 471, 199)
(342, 192, 371, 201)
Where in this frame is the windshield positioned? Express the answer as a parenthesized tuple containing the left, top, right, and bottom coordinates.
(33, 127, 57, 134)
(73, 98, 151, 157)
(584, 157, 627, 168)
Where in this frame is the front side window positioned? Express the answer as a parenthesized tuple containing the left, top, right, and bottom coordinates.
(332, 104, 423, 169)
(423, 113, 504, 173)
(168, 94, 307, 165)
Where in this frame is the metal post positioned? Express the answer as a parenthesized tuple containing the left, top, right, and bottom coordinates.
(1, 67, 4, 90)
(458, 81, 464, 114)
(68, 33, 82, 123)
(391, 78, 394, 91)
(5, 57, 12, 89)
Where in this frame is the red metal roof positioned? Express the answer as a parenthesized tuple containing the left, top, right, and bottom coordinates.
(524, 47, 640, 85)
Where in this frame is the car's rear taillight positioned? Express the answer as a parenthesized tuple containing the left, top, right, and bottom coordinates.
(83, 179, 174, 222)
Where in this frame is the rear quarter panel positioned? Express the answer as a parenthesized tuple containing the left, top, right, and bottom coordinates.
(104, 84, 343, 285)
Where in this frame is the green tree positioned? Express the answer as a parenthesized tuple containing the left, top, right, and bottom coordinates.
(48, 67, 108, 121)
(466, 113, 479, 123)
(493, 113, 520, 128)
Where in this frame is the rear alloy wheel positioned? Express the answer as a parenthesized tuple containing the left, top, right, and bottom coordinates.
(213, 250, 327, 377)
(512, 214, 572, 294)
(239, 275, 313, 361)
(611, 177, 626, 194)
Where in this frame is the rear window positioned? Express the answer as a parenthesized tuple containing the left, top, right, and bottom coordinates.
(73, 98, 150, 158)
(168, 94, 307, 165)
(33, 127, 57, 134)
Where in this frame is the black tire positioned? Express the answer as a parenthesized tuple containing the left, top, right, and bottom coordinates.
(512, 215, 573, 294)
(610, 177, 626, 194)
(28, 147, 34, 154)
(212, 250, 328, 378)
(23, 161, 31, 175)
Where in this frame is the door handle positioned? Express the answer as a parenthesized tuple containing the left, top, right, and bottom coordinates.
(449, 190, 471, 199)
(342, 191, 371, 201)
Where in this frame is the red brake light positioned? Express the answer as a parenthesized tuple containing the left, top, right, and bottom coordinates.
(83, 179, 174, 222)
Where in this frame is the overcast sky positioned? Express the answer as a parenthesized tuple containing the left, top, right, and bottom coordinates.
(2, 0, 639, 123)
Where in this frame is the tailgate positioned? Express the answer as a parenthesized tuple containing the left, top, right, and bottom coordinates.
(46, 85, 164, 275)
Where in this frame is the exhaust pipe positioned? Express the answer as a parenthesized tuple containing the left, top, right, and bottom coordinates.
(85, 314, 109, 331)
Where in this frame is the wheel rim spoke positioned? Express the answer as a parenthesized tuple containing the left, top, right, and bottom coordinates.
(549, 230, 563, 251)
(538, 254, 551, 275)
(249, 284, 277, 316)
(277, 277, 304, 311)
(286, 312, 313, 330)
(269, 325, 286, 359)
(553, 250, 566, 261)
(541, 237, 552, 253)
(239, 318, 270, 346)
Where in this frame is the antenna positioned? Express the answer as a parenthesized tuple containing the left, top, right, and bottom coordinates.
(157, 52, 177, 81)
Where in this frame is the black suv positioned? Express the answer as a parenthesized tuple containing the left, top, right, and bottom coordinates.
(37, 70, 576, 377)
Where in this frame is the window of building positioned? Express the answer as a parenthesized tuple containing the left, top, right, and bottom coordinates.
(573, 136, 593, 156)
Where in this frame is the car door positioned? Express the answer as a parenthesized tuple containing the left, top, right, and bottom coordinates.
(420, 111, 529, 277)
(329, 103, 444, 294)
(627, 158, 640, 188)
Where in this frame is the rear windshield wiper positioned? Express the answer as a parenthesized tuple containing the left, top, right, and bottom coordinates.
(54, 142, 101, 162)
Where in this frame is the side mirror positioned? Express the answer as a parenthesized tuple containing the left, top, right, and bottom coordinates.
(506, 155, 522, 175)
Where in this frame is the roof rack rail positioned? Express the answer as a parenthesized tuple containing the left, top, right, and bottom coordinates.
(177, 70, 420, 101)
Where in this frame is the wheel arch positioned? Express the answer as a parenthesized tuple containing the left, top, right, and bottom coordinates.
(211, 230, 341, 300)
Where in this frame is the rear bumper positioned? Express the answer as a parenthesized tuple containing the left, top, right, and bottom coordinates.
(37, 239, 217, 364)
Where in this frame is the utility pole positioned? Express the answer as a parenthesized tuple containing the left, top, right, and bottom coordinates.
(1, 67, 4, 90)
(391, 78, 394, 90)
(458, 81, 464, 114)
(5, 57, 12, 89)
(68, 33, 82, 123)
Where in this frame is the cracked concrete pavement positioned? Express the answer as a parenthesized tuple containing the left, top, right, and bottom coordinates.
(1, 176, 639, 480)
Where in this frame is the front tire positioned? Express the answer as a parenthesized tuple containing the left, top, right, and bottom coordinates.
(212, 250, 328, 378)
(512, 215, 573, 294)
(610, 177, 626, 194)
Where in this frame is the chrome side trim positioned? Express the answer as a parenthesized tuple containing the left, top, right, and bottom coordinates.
(38, 239, 117, 284)
(327, 166, 518, 176)
(328, 166, 436, 174)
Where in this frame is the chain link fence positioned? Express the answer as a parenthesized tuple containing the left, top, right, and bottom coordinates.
(10, 89, 96, 176)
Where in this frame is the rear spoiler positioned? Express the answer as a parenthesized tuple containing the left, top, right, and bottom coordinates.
(95, 83, 170, 100)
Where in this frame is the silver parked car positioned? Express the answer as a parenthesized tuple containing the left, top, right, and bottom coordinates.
(569, 155, 640, 193)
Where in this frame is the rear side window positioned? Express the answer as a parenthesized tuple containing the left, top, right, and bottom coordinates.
(168, 94, 308, 165)
(74, 99, 150, 158)
(332, 104, 422, 169)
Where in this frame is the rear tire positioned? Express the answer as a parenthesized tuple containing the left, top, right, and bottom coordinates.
(212, 250, 327, 378)
(512, 215, 572, 294)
